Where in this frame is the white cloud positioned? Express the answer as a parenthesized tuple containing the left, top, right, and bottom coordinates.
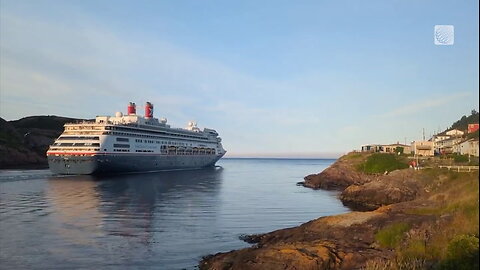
(380, 92, 471, 118)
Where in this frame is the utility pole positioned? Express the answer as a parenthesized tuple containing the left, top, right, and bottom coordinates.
(423, 128, 425, 141)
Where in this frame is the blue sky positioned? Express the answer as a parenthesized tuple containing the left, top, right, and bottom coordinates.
(0, 0, 478, 157)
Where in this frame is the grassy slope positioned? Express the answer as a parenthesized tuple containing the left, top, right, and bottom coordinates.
(367, 169, 479, 269)
(345, 152, 478, 269)
(356, 153, 409, 174)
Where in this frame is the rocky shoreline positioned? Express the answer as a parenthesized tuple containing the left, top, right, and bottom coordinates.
(199, 152, 479, 269)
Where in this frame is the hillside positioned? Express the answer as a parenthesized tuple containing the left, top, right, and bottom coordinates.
(0, 116, 86, 168)
(448, 110, 479, 134)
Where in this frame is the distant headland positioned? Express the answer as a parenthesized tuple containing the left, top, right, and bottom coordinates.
(0, 116, 87, 168)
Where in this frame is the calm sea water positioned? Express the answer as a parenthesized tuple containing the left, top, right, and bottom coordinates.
(0, 158, 349, 269)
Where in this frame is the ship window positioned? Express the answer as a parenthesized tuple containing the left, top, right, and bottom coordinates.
(58, 136, 100, 140)
(116, 138, 129, 142)
(85, 143, 100, 147)
(113, 144, 130, 148)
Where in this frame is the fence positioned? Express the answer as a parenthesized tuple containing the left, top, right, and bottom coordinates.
(438, 165, 479, 172)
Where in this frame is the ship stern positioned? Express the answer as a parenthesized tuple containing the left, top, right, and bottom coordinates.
(48, 155, 99, 175)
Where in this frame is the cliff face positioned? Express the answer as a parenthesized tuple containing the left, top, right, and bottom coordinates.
(0, 116, 85, 168)
(339, 169, 422, 211)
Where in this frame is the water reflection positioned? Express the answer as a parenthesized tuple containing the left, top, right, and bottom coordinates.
(1, 160, 349, 269)
(46, 167, 224, 264)
(46, 178, 103, 247)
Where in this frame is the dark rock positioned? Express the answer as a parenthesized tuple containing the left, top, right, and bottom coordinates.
(302, 154, 373, 190)
(339, 170, 421, 211)
(239, 234, 263, 244)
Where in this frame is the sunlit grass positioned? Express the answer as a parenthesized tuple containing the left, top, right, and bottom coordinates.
(357, 153, 409, 174)
(375, 223, 411, 249)
(395, 170, 479, 268)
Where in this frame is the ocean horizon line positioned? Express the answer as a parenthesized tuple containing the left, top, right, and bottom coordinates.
(222, 157, 338, 160)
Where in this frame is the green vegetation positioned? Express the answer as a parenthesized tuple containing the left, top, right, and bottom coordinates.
(396, 171, 479, 269)
(375, 223, 411, 248)
(357, 153, 409, 174)
(467, 129, 479, 140)
(0, 118, 23, 149)
(344, 153, 363, 160)
(449, 110, 479, 132)
(453, 154, 469, 163)
(0, 130, 23, 149)
(438, 234, 479, 270)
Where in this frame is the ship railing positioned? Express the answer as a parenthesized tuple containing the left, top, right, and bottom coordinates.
(64, 120, 96, 125)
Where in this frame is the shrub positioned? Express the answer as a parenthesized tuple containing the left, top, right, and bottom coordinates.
(467, 130, 479, 140)
(375, 223, 411, 248)
(437, 234, 479, 270)
(357, 153, 409, 174)
(453, 154, 469, 163)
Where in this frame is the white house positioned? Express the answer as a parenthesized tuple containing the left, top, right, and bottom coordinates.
(432, 135, 450, 142)
(446, 129, 464, 137)
(382, 143, 411, 154)
(361, 144, 383, 152)
(361, 143, 411, 154)
(435, 137, 463, 154)
(457, 139, 479, 157)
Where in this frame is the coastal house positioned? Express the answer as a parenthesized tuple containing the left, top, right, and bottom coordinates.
(456, 139, 479, 157)
(361, 143, 411, 154)
(432, 135, 450, 142)
(468, 124, 479, 134)
(435, 137, 463, 154)
(361, 144, 383, 152)
(411, 140, 434, 156)
(382, 143, 411, 154)
(445, 129, 464, 137)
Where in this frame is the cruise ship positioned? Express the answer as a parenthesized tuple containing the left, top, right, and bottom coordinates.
(47, 102, 226, 174)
